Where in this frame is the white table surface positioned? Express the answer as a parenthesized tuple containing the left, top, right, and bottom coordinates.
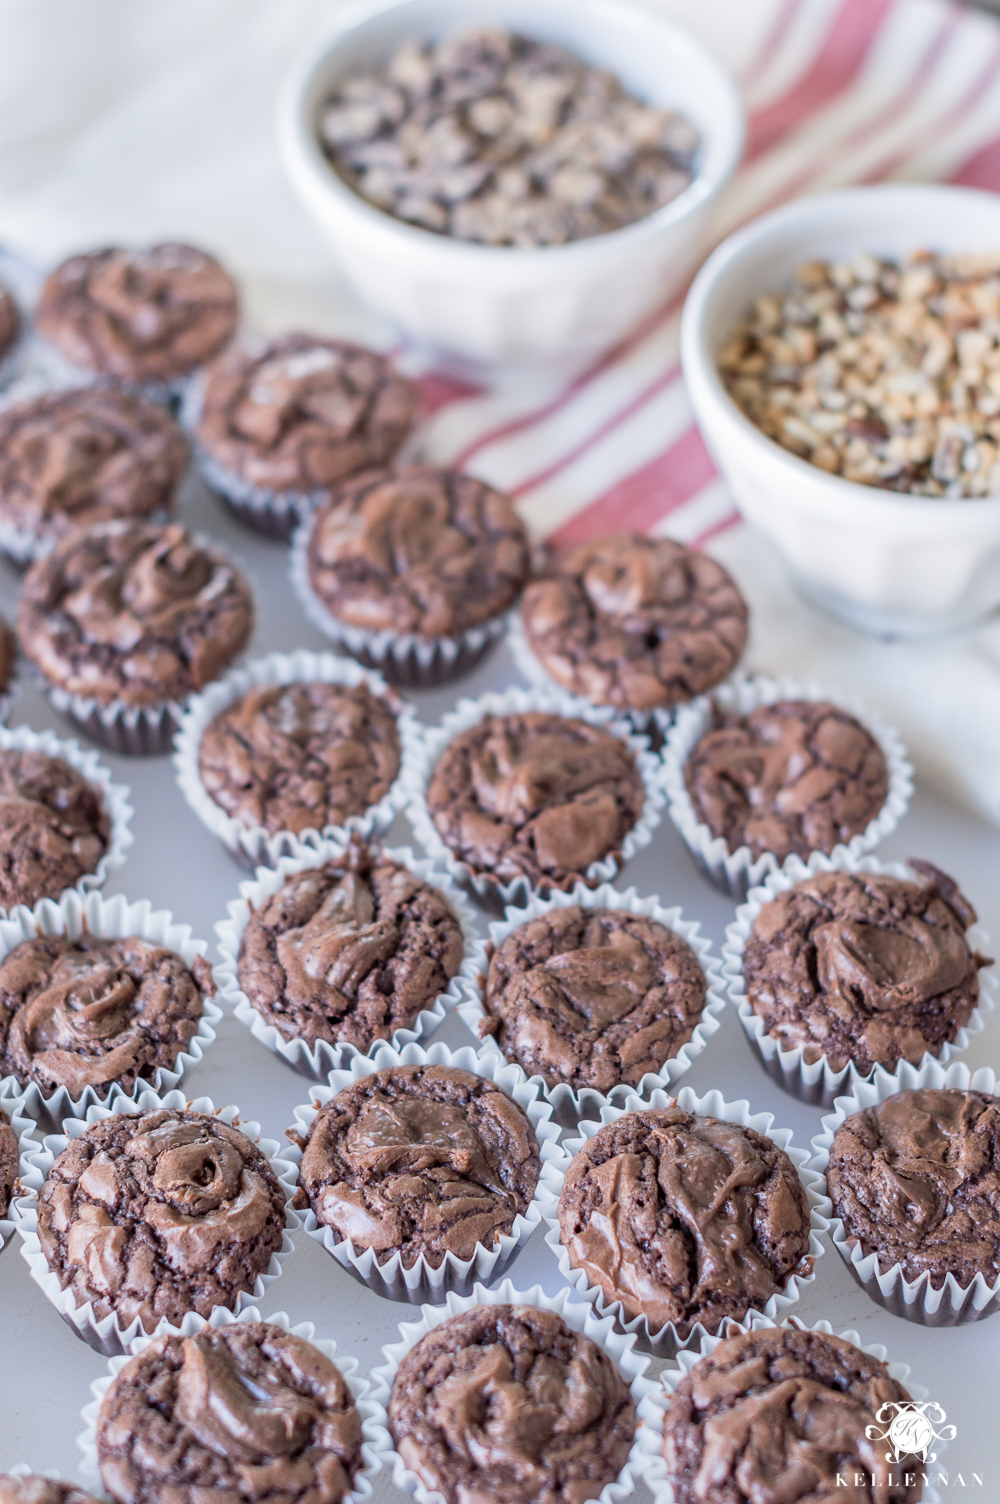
(0, 460, 997, 1498)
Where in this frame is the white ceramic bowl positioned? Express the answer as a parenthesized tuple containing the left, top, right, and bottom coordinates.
(681, 184, 1000, 639)
(277, 0, 744, 382)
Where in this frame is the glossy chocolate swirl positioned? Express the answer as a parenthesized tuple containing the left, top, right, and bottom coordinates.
(37, 1110, 285, 1331)
(96, 1321, 363, 1504)
(0, 748, 111, 911)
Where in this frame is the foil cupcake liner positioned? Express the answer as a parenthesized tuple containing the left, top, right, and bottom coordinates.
(660, 672, 914, 900)
(76, 1304, 388, 1504)
(722, 849, 997, 1108)
(289, 514, 507, 687)
(0, 888, 223, 1131)
(173, 648, 424, 869)
(402, 684, 666, 913)
(537, 1084, 828, 1358)
(456, 879, 726, 1126)
(215, 838, 487, 1080)
(15, 1085, 299, 1357)
(642, 1311, 942, 1504)
(0, 722, 133, 916)
(368, 1278, 666, 1504)
(0, 1083, 35, 1257)
(284, 1039, 564, 1303)
(811, 1058, 1000, 1326)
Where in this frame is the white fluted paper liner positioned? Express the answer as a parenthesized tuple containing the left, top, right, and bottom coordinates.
(403, 685, 666, 912)
(370, 1277, 664, 1504)
(537, 1084, 828, 1358)
(16, 1085, 300, 1357)
(722, 849, 997, 1108)
(457, 880, 726, 1124)
(285, 1040, 563, 1303)
(661, 673, 914, 900)
(642, 1311, 943, 1504)
(173, 649, 424, 869)
(76, 1304, 387, 1504)
(0, 1082, 35, 1256)
(290, 514, 508, 688)
(0, 888, 223, 1128)
(810, 1058, 1000, 1326)
(0, 723, 133, 917)
(215, 839, 487, 1080)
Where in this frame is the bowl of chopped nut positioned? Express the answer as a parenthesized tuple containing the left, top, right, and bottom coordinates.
(681, 183, 1000, 638)
(277, 0, 744, 380)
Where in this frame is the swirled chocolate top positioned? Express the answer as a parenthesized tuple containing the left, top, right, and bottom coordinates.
(0, 748, 110, 910)
(306, 465, 530, 638)
(742, 861, 988, 1075)
(37, 244, 238, 384)
(18, 521, 254, 707)
(97, 1322, 363, 1504)
(197, 333, 417, 493)
(0, 934, 213, 1099)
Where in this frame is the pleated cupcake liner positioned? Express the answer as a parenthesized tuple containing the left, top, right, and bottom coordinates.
(76, 1304, 389, 1504)
(0, 722, 133, 916)
(368, 1278, 666, 1504)
(722, 849, 997, 1107)
(284, 1039, 563, 1303)
(402, 684, 666, 914)
(642, 1311, 943, 1504)
(660, 671, 914, 900)
(0, 888, 223, 1132)
(289, 515, 507, 687)
(16, 1085, 299, 1357)
(456, 878, 726, 1127)
(214, 838, 487, 1080)
(173, 648, 424, 869)
(0, 1083, 36, 1257)
(536, 1084, 828, 1359)
(811, 1058, 1000, 1326)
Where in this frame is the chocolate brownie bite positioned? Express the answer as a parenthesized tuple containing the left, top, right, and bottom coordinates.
(557, 1106, 812, 1335)
(37, 244, 238, 387)
(481, 904, 708, 1093)
(198, 680, 402, 838)
(662, 1326, 922, 1504)
(0, 614, 14, 699)
(295, 1064, 540, 1267)
(742, 861, 989, 1076)
(0, 748, 111, 910)
(36, 1109, 285, 1331)
(96, 1321, 364, 1504)
(0, 934, 213, 1101)
(388, 1303, 635, 1504)
(522, 533, 748, 712)
(0, 280, 19, 362)
(237, 842, 464, 1054)
(0, 387, 188, 556)
(426, 710, 647, 892)
(18, 520, 254, 710)
(828, 1087, 1000, 1290)
(0, 1480, 102, 1504)
(0, 1107, 18, 1219)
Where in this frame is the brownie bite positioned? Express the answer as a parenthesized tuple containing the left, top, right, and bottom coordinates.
(828, 1087, 1000, 1290)
(237, 842, 464, 1053)
(306, 465, 531, 638)
(522, 533, 748, 711)
(18, 520, 254, 709)
(295, 1064, 540, 1267)
(0, 280, 19, 362)
(37, 244, 238, 386)
(481, 904, 708, 1093)
(684, 698, 890, 861)
(427, 711, 646, 891)
(96, 1322, 364, 1504)
(198, 680, 402, 837)
(197, 333, 417, 495)
(0, 615, 14, 698)
(0, 1480, 102, 1504)
(0, 387, 187, 550)
(36, 1109, 285, 1330)
(557, 1106, 812, 1335)
(0, 748, 110, 910)
(662, 1326, 922, 1504)
(742, 861, 989, 1075)
(0, 934, 213, 1100)
(0, 1107, 18, 1219)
